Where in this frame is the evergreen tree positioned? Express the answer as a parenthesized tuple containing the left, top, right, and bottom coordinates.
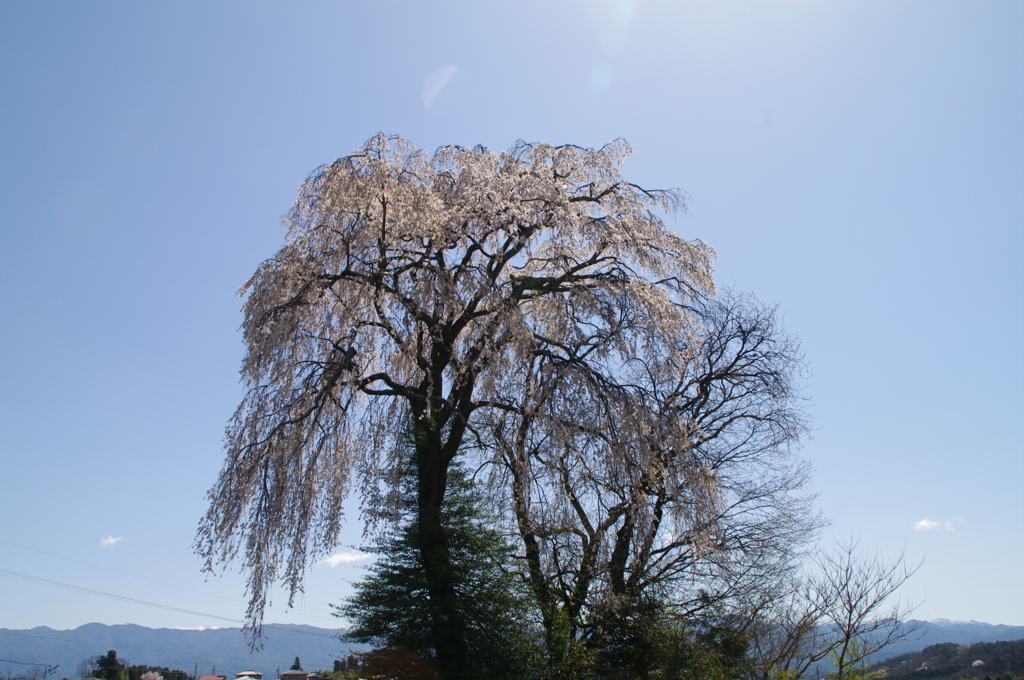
(591, 598, 750, 680)
(336, 452, 541, 680)
(290, 658, 302, 672)
(96, 651, 127, 680)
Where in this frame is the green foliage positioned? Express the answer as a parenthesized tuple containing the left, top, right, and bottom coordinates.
(290, 658, 303, 672)
(336, 457, 542, 680)
(544, 607, 598, 680)
(867, 639, 1024, 680)
(95, 651, 127, 680)
(773, 670, 803, 680)
(591, 598, 750, 680)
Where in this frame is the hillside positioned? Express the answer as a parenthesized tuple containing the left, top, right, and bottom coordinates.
(870, 639, 1024, 680)
(0, 623, 361, 679)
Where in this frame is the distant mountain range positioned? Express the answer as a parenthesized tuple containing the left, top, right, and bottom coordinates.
(0, 623, 360, 679)
(0, 619, 1021, 679)
(867, 620, 1024, 664)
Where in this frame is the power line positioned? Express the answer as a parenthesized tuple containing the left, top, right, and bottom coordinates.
(0, 539, 241, 605)
(0, 567, 342, 640)
(0, 539, 338, 623)
(0, 659, 53, 667)
(0, 568, 243, 625)
(0, 658, 59, 680)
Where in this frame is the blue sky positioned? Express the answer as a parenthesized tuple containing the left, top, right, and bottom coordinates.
(1, 0, 1021, 632)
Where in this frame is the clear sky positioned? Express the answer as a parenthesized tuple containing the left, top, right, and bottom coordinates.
(1, 0, 1021, 633)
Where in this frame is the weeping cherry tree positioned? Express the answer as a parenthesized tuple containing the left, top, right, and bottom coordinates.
(196, 134, 715, 677)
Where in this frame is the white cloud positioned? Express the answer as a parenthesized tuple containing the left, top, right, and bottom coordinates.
(318, 551, 371, 567)
(99, 535, 125, 548)
(944, 517, 965, 534)
(913, 517, 964, 534)
(422, 66, 457, 108)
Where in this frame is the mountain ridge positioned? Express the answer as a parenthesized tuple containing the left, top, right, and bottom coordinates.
(0, 622, 360, 679)
(2, 620, 1022, 678)
(871, 620, 1024, 663)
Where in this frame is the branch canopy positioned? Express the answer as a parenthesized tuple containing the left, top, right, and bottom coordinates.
(196, 134, 716, 633)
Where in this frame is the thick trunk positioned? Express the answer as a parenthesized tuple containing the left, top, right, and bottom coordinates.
(411, 413, 470, 680)
(608, 508, 636, 597)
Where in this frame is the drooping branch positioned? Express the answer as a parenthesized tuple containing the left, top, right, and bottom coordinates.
(196, 134, 715, 656)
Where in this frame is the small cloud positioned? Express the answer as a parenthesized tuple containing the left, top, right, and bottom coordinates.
(913, 517, 963, 534)
(422, 66, 457, 108)
(945, 517, 965, 534)
(100, 535, 125, 549)
(318, 551, 371, 568)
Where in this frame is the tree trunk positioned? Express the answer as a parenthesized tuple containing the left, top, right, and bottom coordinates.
(412, 414, 470, 680)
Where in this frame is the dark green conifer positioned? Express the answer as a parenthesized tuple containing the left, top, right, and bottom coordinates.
(336, 450, 541, 680)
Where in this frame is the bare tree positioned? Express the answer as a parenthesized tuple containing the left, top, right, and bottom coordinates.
(21, 667, 45, 680)
(745, 538, 921, 680)
(5, 665, 58, 680)
(482, 291, 820, 665)
(77, 657, 100, 679)
(196, 134, 715, 675)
